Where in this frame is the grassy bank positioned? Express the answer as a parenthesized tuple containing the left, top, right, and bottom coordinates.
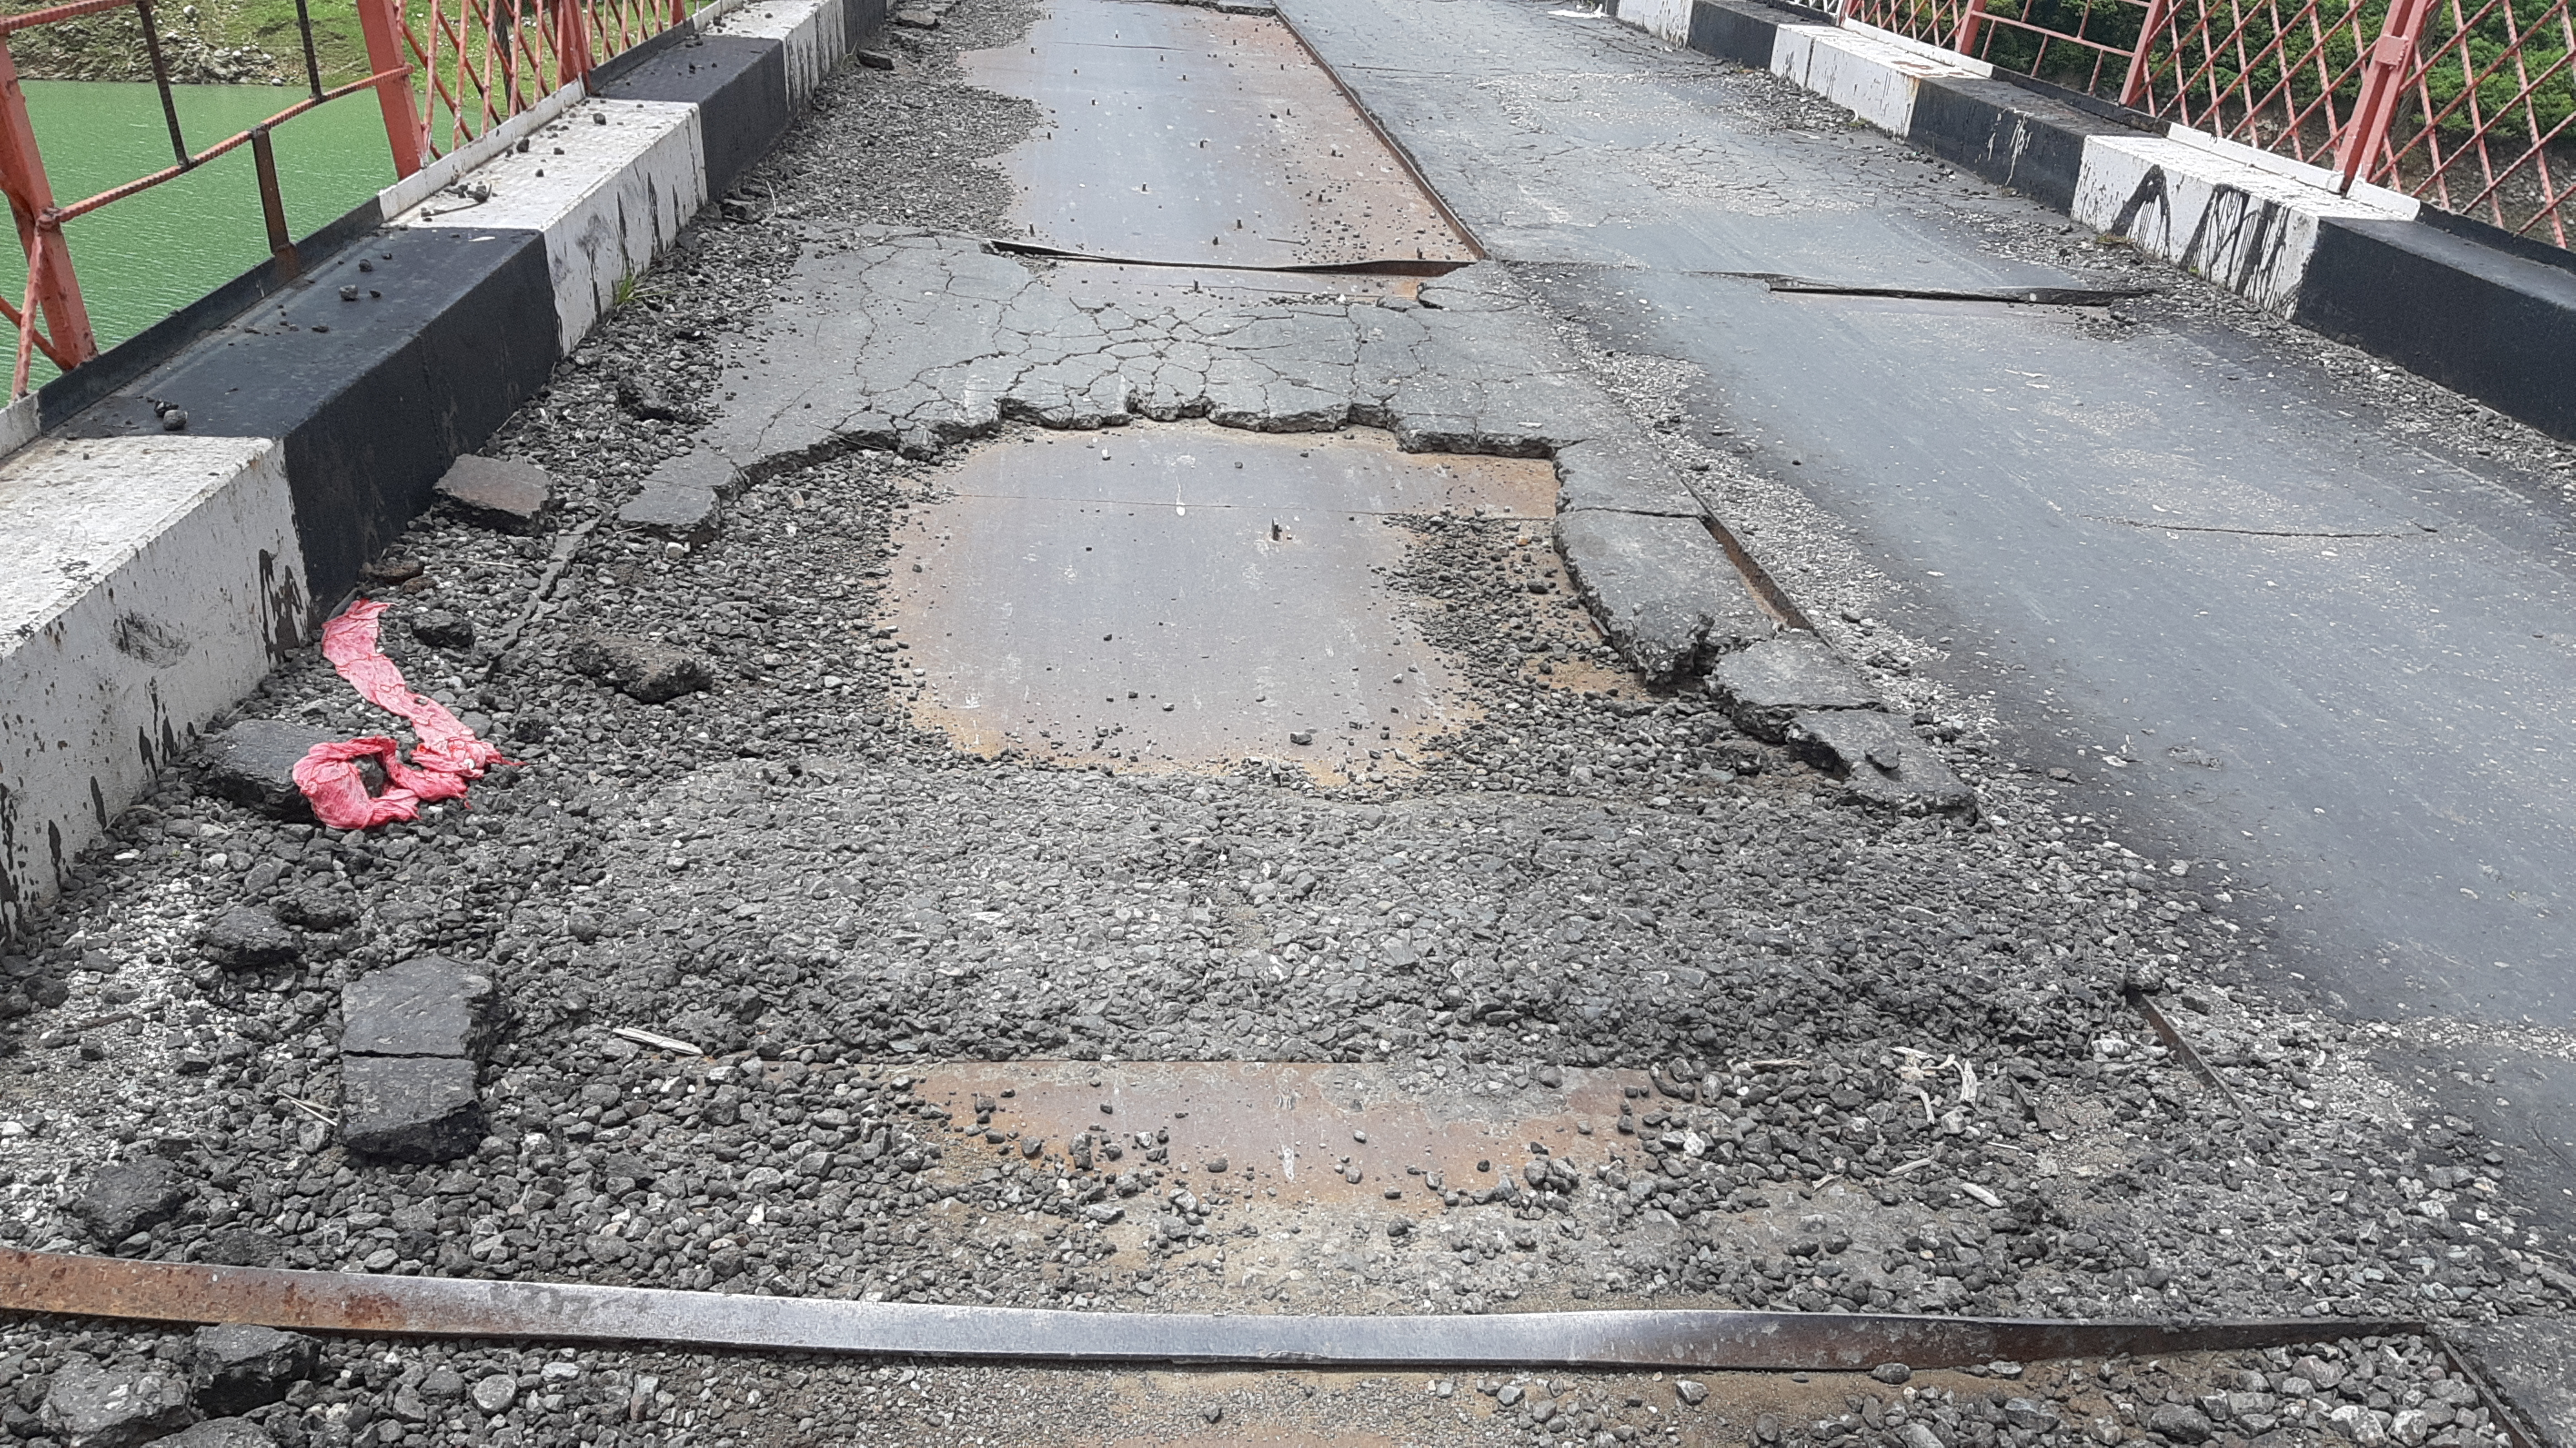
(3, 0, 369, 85)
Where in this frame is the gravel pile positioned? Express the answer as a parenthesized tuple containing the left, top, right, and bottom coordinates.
(0, 1324, 2524, 1447)
(0, 0, 2569, 1443)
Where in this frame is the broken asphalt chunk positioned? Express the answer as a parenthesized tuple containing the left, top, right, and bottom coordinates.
(201, 905, 298, 971)
(643, 447, 745, 499)
(339, 1056, 486, 1163)
(618, 483, 722, 546)
(68, 1156, 189, 1247)
(569, 633, 714, 704)
(338, 956, 503, 1164)
(432, 455, 555, 534)
(200, 720, 348, 821)
(1551, 437, 1706, 517)
(1789, 709, 1978, 816)
(40, 1362, 196, 1448)
(410, 609, 475, 651)
(191, 1324, 317, 1417)
(341, 956, 501, 1061)
(1554, 511, 1771, 685)
(1709, 634, 1883, 742)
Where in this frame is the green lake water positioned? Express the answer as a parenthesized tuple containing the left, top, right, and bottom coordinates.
(9, 80, 397, 385)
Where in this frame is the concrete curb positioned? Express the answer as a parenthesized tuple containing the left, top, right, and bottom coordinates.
(0, 0, 887, 938)
(1624, 0, 2576, 444)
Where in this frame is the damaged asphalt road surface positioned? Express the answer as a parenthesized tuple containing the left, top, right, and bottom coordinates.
(3, 0, 2574, 1444)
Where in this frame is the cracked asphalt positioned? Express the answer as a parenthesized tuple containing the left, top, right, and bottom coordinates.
(2, 0, 2574, 1444)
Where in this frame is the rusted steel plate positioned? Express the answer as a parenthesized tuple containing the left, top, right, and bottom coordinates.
(913, 1061, 1633, 1214)
(890, 425, 1553, 773)
(963, 0, 1478, 269)
(0, 1247, 2420, 1368)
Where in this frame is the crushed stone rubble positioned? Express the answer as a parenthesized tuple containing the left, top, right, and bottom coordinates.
(1, 0, 2571, 1444)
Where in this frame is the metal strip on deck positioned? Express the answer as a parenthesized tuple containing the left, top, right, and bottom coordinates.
(0, 1247, 2421, 1368)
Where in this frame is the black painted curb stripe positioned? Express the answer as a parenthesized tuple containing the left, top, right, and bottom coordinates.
(1671, 0, 2576, 444)
(599, 34, 794, 199)
(35, 195, 390, 425)
(49, 3, 884, 617)
(1905, 78, 2135, 218)
(2299, 216, 2576, 442)
(59, 227, 560, 617)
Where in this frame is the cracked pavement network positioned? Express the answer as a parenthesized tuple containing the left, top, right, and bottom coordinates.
(1, 0, 2572, 1443)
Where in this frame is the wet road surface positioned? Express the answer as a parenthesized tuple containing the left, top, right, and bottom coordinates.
(1277, 0, 2576, 1194)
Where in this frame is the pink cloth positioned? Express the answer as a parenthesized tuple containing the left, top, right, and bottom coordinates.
(292, 598, 515, 830)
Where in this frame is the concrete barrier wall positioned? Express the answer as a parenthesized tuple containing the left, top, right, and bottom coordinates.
(0, 438, 301, 928)
(1769, 22, 1986, 135)
(1616, 0, 1700, 45)
(0, 0, 886, 940)
(1635, 0, 2575, 439)
(392, 101, 710, 355)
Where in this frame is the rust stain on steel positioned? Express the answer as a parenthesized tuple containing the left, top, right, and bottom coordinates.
(913, 1061, 1637, 1212)
(889, 425, 1553, 774)
(962, 0, 1477, 269)
(0, 1245, 2425, 1368)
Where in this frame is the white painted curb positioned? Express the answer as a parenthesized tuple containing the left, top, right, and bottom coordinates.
(1618, 0, 1697, 44)
(2074, 132, 2416, 312)
(377, 77, 593, 224)
(1769, 21, 1985, 136)
(1612, 0, 2423, 317)
(392, 100, 709, 356)
(0, 437, 303, 936)
(707, 0, 852, 106)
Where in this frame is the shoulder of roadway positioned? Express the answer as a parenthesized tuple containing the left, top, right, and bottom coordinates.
(0, 0, 891, 943)
(1619, 0, 2576, 445)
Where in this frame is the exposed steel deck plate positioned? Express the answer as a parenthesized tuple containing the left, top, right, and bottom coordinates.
(962, 0, 1478, 269)
(912, 1061, 1634, 1214)
(890, 425, 1553, 773)
(0, 1247, 2422, 1370)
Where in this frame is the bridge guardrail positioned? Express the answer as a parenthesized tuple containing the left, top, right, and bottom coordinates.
(1843, 0, 2573, 248)
(0, 0, 703, 400)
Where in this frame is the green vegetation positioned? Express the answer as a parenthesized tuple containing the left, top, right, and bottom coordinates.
(2, 0, 368, 84)
(1881, 0, 2571, 146)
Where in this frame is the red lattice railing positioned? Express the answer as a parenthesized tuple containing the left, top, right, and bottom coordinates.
(0, 0, 709, 397)
(1846, 0, 2575, 245)
(368, 0, 691, 163)
(2348, 0, 2574, 244)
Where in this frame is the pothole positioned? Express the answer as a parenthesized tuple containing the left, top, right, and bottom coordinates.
(888, 423, 1555, 775)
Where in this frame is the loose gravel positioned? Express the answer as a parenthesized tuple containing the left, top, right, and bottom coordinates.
(1, 0, 2571, 1444)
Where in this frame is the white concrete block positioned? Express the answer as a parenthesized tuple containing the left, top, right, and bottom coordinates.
(1615, 0, 1697, 44)
(376, 77, 589, 223)
(708, 0, 848, 105)
(1841, 18, 1994, 75)
(393, 100, 708, 355)
(0, 393, 39, 464)
(0, 435, 302, 936)
(1770, 22, 1985, 135)
(2159, 123, 2421, 219)
(2074, 132, 2416, 313)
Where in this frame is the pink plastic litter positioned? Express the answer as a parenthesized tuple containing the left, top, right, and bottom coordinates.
(292, 598, 516, 830)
